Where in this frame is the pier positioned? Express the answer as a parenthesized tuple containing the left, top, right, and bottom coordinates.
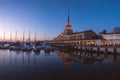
(52, 43, 120, 54)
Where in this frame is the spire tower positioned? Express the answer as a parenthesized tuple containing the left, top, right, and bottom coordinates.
(67, 9, 70, 24)
(64, 9, 73, 35)
(65, 9, 72, 30)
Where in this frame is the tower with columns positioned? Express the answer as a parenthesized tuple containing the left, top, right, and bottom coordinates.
(64, 10, 73, 35)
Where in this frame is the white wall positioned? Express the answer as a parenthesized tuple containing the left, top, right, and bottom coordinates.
(102, 34, 120, 40)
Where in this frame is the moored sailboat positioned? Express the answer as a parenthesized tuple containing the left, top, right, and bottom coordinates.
(33, 31, 41, 52)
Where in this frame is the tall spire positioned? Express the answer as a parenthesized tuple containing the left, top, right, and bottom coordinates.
(64, 9, 73, 35)
(67, 9, 70, 24)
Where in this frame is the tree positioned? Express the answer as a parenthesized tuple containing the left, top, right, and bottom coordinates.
(99, 30, 107, 34)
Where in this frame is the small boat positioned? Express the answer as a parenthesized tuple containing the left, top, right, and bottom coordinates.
(0, 45, 9, 49)
(12, 46, 21, 50)
(21, 43, 33, 51)
(9, 46, 14, 50)
(21, 45, 27, 51)
(33, 45, 41, 52)
(12, 42, 21, 50)
(33, 46, 41, 52)
(26, 45, 33, 51)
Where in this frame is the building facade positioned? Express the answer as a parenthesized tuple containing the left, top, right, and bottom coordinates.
(54, 12, 98, 41)
(52, 12, 120, 47)
(100, 33, 120, 40)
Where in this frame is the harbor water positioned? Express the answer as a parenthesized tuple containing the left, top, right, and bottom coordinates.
(0, 49, 120, 80)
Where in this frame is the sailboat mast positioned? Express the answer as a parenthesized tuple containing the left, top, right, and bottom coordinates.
(44, 33, 46, 42)
(15, 30, 18, 42)
(23, 31, 25, 43)
(3, 31, 5, 41)
(28, 31, 30, 42)
(10, 31, 12, 41)
(34, 31, 36, 42)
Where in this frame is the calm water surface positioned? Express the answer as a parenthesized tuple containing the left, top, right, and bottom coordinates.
(0, 50, 120, 80)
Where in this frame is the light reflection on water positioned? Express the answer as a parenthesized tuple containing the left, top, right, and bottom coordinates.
(0, 50, 120, 80)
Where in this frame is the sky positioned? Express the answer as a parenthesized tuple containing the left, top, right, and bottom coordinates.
(0, 0, 120, 41)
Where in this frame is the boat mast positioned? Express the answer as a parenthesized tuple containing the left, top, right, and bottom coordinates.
(3, 31, 5, 41)
(34, 31, 36, 42)
(15, 30, 18, 42)
(44, 33, 46, 43)
(23, 30, 25, 43)
(10, 31, 12, 42)
(28, 31, 30, 42)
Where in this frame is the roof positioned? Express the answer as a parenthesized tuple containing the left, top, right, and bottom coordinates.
(101, 32, 120, 35)
(72, 30, 94, 34)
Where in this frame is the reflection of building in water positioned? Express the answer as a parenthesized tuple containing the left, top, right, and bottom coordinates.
(64, 59, 71, 69)
(102, 55, 117, 64)
(83, 57, 97, 64)
(58, 51, 64, 59)
(57, 50, 103, 64)
(57, 50, 120, 64)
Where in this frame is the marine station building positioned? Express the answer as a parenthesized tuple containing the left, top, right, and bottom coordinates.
(52, 13, 120, 46)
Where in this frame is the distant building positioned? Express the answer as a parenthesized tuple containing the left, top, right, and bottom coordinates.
(52, 12, 120, 47)
(99, 32, 120, 40)
(54, 12, 98, 41)
(70, 30, 97, 40)
(113, 27, 120, 33)
(97, 32, 120, 46)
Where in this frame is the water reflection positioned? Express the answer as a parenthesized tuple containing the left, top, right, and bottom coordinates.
(34, 52, 40, 56)
(56, 50, 119, 65)
(64, 59, 71, 69)
(10, 50, 12, 64)
(45, 52, 50, 56)
(22, 51, 24, 65)
(0, 50, 120, 80)
(0, 50, 119, 67)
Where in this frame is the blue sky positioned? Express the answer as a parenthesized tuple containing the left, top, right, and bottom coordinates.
(0, 0, 120, 41)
